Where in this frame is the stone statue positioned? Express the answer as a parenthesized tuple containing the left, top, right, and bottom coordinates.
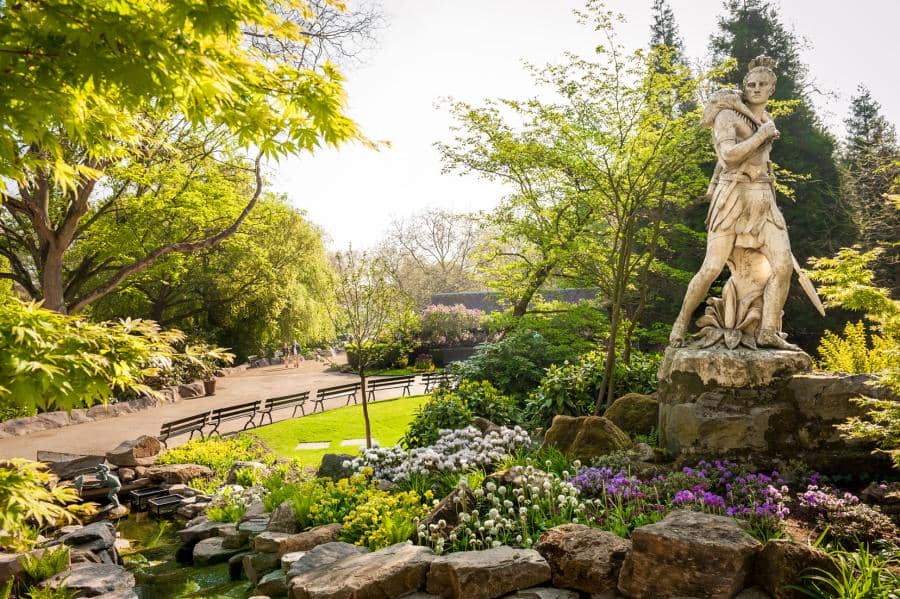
(669, 55, 824, 351)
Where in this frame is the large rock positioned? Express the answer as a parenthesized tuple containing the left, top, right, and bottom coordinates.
(146, 463, 213, 484)
(534, 524, 630, 594)
(286, 542, 368, 580)
(194, 537, 244, 566)
(259, 523, 342, 557)
(267, 501, 299, 534)
(503, 589, 578, 599)
(58, 521, 116, 554)
(617, 510, 761, 598)
(257, 569, 288, 596)
(178, 381, 206, 399)
(178, 520, 234, 545)
(316, 453, 355, 481)
(427, 547, 551, 599)
(290, 543, 433, 599)
(37, 451, 105, 480)
(244, 551, 281, 584)
(541, 416, 631, 461)
(105, 435, 162, 467)
(603, 393, 659, 437)
(753, 539, 836, 599)
(92, 591, 139, 599)
(43, 563, 135, 597)
(657, 347, 897, 473)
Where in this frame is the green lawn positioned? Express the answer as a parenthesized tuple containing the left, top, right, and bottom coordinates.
(251, 394, 427, 466)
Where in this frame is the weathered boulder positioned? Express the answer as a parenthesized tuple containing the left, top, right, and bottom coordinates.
(239, 517, 271, 536)
(194, 537, 245, 566)
(753, 539, 836, 599)
(178, 381, 206, 399)
(257, 569, 288, 596)
(244, 551, 281, 584)
(736, 587, 774, 599)
(43, 563, 135, 597)
(178, 520, 233, 545)
(58, 521, 116, 554)
(146, 463, 213, 484)
(290, 543, 433, 599)
(419, 487, 477, 536)
(264, 523, 342, 557)
(617, 510, 761, 598)
(281, 551, 306, 572)
(254, 532, 293, 554)
(427, 546, 551, 599)
(657, 348, 897, 473)
(226, 460, 269, 485)
(316, 453, 355, 481)
(503, 589, 579, 599)
(222, 526, 251, 550)
(92, 590, 139, 599)
(534, 524, 630, 594)
(472, 417, 500, 434)
(603, 393, 659, 437)
(106, 435, 162, 467)
(286, 542, 368, 580)
(242, 501, 268, 521)
(541, 416, 630, 461)
(267, 501, 298, 534)
(37, 451, 105, 480)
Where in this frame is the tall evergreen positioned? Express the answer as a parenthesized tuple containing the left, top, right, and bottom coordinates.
(650, 0, 685, 58)
(843, 86, 899, 291)
(709, 0, 857, 347)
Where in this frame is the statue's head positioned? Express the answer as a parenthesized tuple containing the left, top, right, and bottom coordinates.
(742, 55, 778, 105)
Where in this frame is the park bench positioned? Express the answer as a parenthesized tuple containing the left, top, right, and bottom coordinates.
(421, 370, 455, 393)
(314, 382, 361, 413)
(205, 400, 261, 436)
(158, 413, 210, 447)
(366, 375, 415, 401)
(257, 391, 309, 426)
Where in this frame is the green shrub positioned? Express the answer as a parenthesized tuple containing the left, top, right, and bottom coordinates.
(419, 304, 486, 347)
(341, 488, 431, 550)
(0, 460, 85, 551)
(206, 489, 247, 523)
(0, 298, 181, 413)
(798, 545, 900, 598)
(233, 467, 263, 488)
(524, 350, 661, 427)
(25, 587, 78, 599)
(19, 546, 70, 586)
(346, 340, 407, 370)
(158, 435, 273, 483)
(450, 330, 556, 397)
(401, 391, 473, 449)
(453, 380, 519, 425)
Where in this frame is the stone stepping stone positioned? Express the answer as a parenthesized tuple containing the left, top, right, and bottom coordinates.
(339, 438, 375, 447)
(295, 442, 330, 450)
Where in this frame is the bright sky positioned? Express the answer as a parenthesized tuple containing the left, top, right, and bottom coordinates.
(271, 0, 900, 250)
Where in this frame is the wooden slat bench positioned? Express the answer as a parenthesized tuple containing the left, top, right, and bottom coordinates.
(205, 400, 260, 436)
(257, 391, 309, 426)
(366, 375, 415, 401)
(314, 382, 361, 413)
(158, 413, 210, 448)
(421, 370, 454, 393)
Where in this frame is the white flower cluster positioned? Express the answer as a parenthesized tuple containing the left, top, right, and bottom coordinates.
(349, 426, 533, 482)
(207, 483, 262, 510)
(418, 464, 587, 554)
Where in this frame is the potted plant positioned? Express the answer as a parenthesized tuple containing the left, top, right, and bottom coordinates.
(184, 344, 235, 396)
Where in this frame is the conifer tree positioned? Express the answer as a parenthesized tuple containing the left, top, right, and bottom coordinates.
(650, 0, 684, 58)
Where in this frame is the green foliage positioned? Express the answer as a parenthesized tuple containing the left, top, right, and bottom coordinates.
(525, 350, 661, 427)
(341, 488, 430, 550)
(158, 435, 273, 484)
(798, 545, 900, 598)
(452, 380, 519, 426)
(402, 392, 473, 449)
(206, 490, 248, 523)
(419, 304, 486, 347)
(19, 546, 70, 586)
(450, 331, 556, 398)
(809, 246, 900, 467)
(0, 298, 180, 412)
(25, 586, 78, 599)
(233, 467, 263, 488)
(346, 341, 408, 371)
(0, 460, 85, 551)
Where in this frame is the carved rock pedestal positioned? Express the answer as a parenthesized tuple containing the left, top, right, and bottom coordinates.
(657, 346, 895, 474)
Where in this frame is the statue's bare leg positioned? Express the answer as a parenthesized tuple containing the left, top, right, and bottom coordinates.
(756, 225, 799, 350)
(670, 232, 735, 346)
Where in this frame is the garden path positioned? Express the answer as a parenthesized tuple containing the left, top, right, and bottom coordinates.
(0, 359, 425, 459)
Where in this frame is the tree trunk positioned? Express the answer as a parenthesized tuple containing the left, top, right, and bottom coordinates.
(594, 303, 620, 414)
(513, 263, 553, 317)
(359, 372, 373, 449)
(41, 248, 67, 314)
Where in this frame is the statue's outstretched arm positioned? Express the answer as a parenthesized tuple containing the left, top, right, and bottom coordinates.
(714, 113, 777, 168)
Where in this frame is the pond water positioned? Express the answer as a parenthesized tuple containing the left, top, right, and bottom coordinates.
(117, 515, 250, 599)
